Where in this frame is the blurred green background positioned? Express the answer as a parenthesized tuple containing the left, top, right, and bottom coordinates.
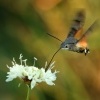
(0, 0, 100, 100)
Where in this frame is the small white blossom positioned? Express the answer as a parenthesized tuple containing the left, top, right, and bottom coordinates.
(6, 54, 59, 89)
(40, 68, 58, 85)
(6, 64, 25, 82)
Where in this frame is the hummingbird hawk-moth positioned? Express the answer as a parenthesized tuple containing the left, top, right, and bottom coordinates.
(45, 10, 97, 71)
(48, 10, 97, 55)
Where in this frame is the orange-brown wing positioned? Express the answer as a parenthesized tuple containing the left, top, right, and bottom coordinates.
(76, 20, 97, 48)
(67, 10, 85, 38)
(74, 27, 83, 39)
(76, 36, 88, 48)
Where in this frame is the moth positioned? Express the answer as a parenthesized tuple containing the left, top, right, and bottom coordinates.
(48, 10, 97, 55)
(45, 10, 97, 71)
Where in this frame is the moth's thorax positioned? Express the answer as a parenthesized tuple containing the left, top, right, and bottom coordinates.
(60, 37, 77, 48)
(71, 46, 85, 52)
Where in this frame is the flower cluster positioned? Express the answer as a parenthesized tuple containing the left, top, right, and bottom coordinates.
(6, 54, 58, 89)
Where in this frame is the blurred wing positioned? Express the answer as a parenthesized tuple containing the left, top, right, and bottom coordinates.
(67, 10, 85, 38)
(78, 20, 97, 42)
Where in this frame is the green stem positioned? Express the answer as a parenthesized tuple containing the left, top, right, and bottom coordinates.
(26, 85, 30, 100)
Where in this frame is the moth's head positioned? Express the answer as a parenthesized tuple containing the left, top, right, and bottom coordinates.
(60, 42, 70, 49)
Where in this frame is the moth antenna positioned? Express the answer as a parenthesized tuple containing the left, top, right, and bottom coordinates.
(45, 47, 61, 71)
(47, 33, 62, 42)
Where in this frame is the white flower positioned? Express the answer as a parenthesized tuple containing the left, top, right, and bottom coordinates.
(6, 54, 59, 89)
(6, 64, 25, 82)
(40, 68, 58, 85)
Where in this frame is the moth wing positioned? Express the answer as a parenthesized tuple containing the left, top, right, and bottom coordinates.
(78, 20, 97, 42)
(67, 10, 86, 38)
(76, 20, 97, 48)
